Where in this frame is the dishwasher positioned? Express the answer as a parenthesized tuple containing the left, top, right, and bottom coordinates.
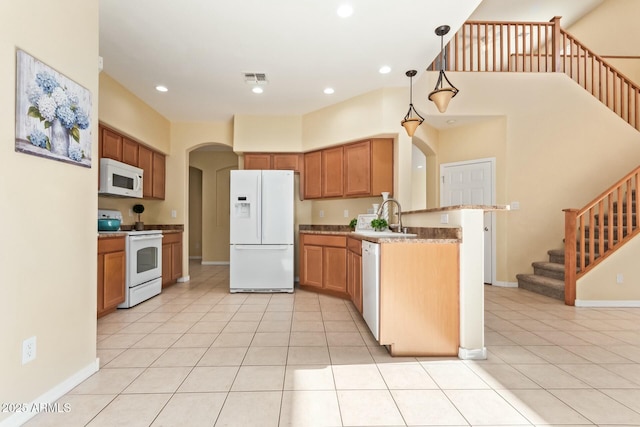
(362, 240, 380, 341)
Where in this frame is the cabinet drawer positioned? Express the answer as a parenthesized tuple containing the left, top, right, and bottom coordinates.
(98, 237, 125, 253)
(163, 232, 182, 244)
(302, 234, 346, 247)
(347, 237, 362, 255)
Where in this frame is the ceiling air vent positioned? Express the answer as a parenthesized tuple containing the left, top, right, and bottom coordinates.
(243, 73, 268, 84)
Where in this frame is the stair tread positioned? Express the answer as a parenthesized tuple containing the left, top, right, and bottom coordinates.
(516, 273, 564, 289)
(531, 261, 565, 272)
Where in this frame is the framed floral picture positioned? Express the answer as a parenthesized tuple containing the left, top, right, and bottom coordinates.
(15, 49, 92, 167)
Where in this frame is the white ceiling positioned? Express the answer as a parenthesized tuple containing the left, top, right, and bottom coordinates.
(99, 0, 603, 123)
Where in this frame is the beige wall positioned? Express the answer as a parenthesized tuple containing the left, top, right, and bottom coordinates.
(189, 150, 238, 263)
(0, 1, 99, 423)
(234, 115, 303, 152)
(189, 167, 203, 258)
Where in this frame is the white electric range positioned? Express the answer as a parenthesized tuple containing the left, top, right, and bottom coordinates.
(98, 209, 163, 308)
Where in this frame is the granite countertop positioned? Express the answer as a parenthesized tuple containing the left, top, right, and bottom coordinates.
(404, 204, 510, 215)
(299, 225, 461, 243)
(98, 225, 184, 239)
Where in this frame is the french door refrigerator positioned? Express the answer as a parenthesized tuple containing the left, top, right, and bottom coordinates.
(230, 169, 294, 292)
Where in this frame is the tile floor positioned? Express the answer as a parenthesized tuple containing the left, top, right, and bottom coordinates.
(26, 261, 640, 426)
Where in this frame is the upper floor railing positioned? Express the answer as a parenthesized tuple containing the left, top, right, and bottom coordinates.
(429, 17, 640, 131)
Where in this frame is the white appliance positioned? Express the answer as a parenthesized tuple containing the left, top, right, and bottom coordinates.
(98, 209, 163, 308)
(362, 240, 380, 340)
(229, 170, 294, 293)
(99, 158, 143, 198)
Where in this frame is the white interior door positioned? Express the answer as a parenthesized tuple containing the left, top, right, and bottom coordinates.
(440, 159, 494, 284)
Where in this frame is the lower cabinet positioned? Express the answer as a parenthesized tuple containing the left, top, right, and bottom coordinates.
(97, 236, 126, 318)
(346, 237, 363, 313)
(299, 234, 347, 296)
(162, 232, 183, 288)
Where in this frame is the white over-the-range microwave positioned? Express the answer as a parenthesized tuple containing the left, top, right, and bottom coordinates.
(99, 158, 143, 198)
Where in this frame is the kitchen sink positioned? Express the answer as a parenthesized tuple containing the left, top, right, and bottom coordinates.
(352, 230, 417, 238)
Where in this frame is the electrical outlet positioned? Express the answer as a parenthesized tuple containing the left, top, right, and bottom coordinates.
(617, 273, 624, 284)
(440, 213, 449, 224)
(344, 209, 349, 218)
(22, 336, 36, 364)
(171, 210, 177, 218)
(128, 208, 133, 217)
(319, 210, 324, 218)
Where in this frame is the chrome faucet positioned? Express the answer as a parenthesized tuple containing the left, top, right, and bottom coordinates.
(376, 198, 402, 232)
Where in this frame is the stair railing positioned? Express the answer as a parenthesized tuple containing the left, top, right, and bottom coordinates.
(430, 17, 640, 131)
(563, 166, 640, 305)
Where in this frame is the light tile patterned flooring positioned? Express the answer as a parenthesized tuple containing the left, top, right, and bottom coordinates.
(27, 262, 640, 426)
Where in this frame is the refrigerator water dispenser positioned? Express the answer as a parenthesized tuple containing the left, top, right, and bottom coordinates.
(234, 196, 251, 218)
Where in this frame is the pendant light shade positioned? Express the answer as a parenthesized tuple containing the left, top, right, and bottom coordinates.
(400, 70, 424, 137)
(428, 25, 458, 113)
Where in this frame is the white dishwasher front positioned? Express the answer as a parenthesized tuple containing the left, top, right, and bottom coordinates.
(361, 240, 380, 341)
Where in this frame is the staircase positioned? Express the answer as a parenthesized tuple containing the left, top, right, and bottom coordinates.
(517, 185, 638, 303)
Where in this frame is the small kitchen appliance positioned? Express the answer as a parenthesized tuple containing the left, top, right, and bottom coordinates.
(98, 209, 163, 307)
(99, 158, 143, 198)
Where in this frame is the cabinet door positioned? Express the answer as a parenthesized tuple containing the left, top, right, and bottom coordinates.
(171, 241, 182, 281)
(302, 244, 323, 288)
(101, 127, 123, 161)
(344, 141, 371, 196)
(273, 154, 301, 172)
(244, 153, 272, 170)
(347, 251, 355, 298)
(322, 146, 344, 198)
(102, 251, 126, 310)
(138, 145, 153, 198)
(122, 138, 139, 166)
(162, 242, 172, 287)
(152, 151, 166, 199)
(323, 246, 347, 292)
(353, 252, 362, 313)
(97, 253, 105, 315)
(371, 138, 394, 195)
(304, 151, 322, 199)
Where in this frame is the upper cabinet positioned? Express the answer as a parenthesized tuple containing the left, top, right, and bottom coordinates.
(244, 153, 302, 172)
(99, 124, 166, 200)
(304, 138, 393, 200)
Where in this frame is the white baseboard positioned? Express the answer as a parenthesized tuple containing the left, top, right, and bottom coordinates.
(201, 261, 230, 266)
(575, 299, 640, 307)
(177, 275, 190, 283)
(1, 358, 99, 427)
(491, 281, 518, 288)
(458, 347, 487, 360)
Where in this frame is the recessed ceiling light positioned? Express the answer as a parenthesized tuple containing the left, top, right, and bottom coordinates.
(417, 165, 424, 169)
(252, 87, 264, 94)
(337, 4, 353, 18)
(324, 88, 335, 95)
(446, 119, 457, 124)
(379, 66, 391, 74)
(155, 85, 168, 92)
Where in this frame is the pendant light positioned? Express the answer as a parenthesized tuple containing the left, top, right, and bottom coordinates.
(428, 25, 459, 113)
(401, 70, 425, 137)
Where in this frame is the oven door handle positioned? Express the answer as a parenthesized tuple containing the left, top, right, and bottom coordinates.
(130, 235, 163, 241)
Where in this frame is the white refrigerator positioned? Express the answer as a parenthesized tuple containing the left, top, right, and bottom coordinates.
(230, 169, 294, 292)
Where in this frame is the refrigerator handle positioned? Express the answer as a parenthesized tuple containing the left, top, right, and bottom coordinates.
(256, 174, 262, 241)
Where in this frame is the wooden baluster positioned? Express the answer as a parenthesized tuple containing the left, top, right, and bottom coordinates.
(598, 200, 605, 258)
(627, 179, 633, 239)
(462, 24, 467, 71)
(608, 194, 614, 250)
(564, 209, 577, 306)
(551, 16, 561, 73)
(617, 186, 624, 243)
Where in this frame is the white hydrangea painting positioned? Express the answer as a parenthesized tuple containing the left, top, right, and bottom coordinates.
(15, 49, 92, 168)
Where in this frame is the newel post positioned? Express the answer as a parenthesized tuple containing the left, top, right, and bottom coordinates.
(564, 208, 578, 306)
(550, 16, 562, 73)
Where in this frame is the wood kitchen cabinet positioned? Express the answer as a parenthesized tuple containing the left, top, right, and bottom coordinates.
(303, 138, 392, 200)
(344, 139, 393, 197)
(299, 233, 347, 297)
(100, 127, 123, 161)
(243, 153, 303, 172)
(347, 237, 363, 313)
(138, 145, 166, 200)
(379, 242, 460, 356)
(97, 236, 126, 318)
(162, 232, 183, 288)
(99, 124, 166, 200)
(303, 151, 322, 199)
